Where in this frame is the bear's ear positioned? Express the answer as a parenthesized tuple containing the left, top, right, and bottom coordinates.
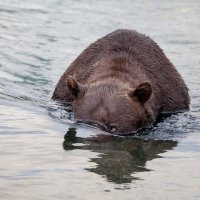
(66, 76, 86, 99)
(129, 82, 152, 104)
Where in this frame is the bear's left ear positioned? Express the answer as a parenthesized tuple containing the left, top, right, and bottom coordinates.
(129, 82, 152, 104)
(66, 76, 87, 99)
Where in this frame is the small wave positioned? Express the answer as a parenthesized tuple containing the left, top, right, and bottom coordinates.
(0, 4, 48, 15)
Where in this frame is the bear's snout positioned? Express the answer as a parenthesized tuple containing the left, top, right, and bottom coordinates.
(104, 122, 117, 134)
(76, 119, 119, 134)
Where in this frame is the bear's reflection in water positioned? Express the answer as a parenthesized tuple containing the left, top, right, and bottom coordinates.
(63, 128, 177, 184)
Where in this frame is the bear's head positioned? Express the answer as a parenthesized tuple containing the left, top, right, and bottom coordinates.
(66, 76, 153, 135)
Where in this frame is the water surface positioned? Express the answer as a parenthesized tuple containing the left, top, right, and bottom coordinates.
(0, 0, 200, 199)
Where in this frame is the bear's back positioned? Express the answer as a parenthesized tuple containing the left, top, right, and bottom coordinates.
(66, 29, 175, 82)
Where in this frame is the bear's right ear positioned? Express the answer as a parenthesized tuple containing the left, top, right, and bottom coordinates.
(66, 76, 87, 99)
(129, 82, 152, 104)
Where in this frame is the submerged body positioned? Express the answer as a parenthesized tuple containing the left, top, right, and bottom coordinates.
(52, 29, 190, 134)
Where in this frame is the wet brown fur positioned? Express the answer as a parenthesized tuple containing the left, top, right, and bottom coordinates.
(52, 29, 190, 134)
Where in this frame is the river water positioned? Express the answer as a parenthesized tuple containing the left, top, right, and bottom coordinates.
(0, 0, 200, 199)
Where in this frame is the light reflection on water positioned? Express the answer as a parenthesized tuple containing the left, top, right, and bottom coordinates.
(0, 0, 200, 199)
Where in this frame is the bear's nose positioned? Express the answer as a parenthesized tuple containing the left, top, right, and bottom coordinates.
(109, 126, 117, 133)
(106, 124, 117, 134)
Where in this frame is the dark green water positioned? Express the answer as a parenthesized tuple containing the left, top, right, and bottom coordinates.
(0, 1, 200, 199)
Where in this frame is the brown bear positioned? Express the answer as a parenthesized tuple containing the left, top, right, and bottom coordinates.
(52, 29, 190, 135)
